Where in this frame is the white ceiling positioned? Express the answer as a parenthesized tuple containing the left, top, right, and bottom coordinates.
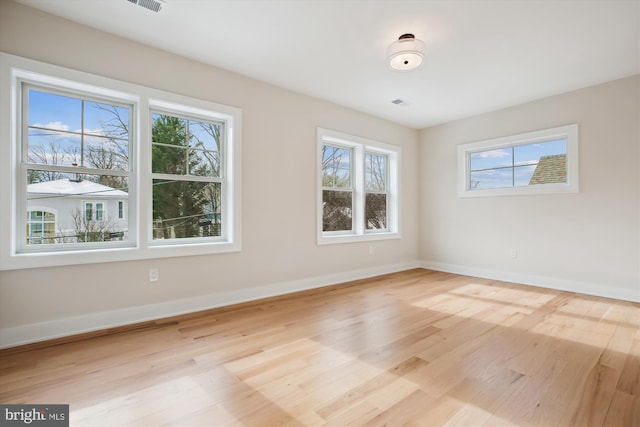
(15, 0, 640, 129)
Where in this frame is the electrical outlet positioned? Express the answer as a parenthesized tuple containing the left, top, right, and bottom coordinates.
(369, 245, 374, 255)
(149, 268, 159, 282)
(509, 248, 518, 259)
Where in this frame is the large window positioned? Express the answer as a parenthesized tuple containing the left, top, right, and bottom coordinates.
(0, 53, 241, 270)
(457, 124, 579, 197)
(318, 128, 400, 244)
(150, 110, 225, 241)
(22, 85, 132, 251)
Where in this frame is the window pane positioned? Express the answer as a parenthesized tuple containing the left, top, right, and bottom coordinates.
(470, 168, 513, 189)
(366, 193, 387, 230)
(365, 153, 386, 191)
(514, 164, 537, 187)
(152, 114, 221, 178)
(28, 89, 82, 130)
(322, 145, 351, 188)
(152, 114, 188, 145)
(27, 129, 81, 167)
(189, 148, 220, 177)
(95, 203, 104, 221)
(514, 139, 566, 165)
(152, 143, 187, 174)
(516, 139, 567, 185)
(322, 190, 352, 232)
(470, 148, 512, 171)
(84, 203, 93, 221)
(27, 171, 129, 245)
(152, 180, 222, 239)
(27, 89, 130, 170)
(83, 101, 130, 138)
(189, 120, 222, 152)
(83, 134, 129, 171)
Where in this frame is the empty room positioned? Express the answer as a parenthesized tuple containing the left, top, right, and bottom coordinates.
(0, 0, 638, 426)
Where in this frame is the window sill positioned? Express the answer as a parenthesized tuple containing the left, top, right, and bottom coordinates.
(1, 240, 241, 271)
(318, 231, 401, 246)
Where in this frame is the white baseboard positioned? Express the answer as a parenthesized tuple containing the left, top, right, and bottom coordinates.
(0, 261, 420, 349)
(420, 260, 640, 303)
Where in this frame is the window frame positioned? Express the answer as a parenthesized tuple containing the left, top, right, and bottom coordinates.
(321, 143, 355, 235)
(317, 128, 400, 245)
(148, 102, 230, 246)
(364, 151, 390, 233)
(0, 52, 242, 270)
(18, 83, 135, 254)
(457, 124, 579, 198)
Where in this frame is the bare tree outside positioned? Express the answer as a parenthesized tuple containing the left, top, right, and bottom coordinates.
(70, 208, 124, 243)
(365, 153, 387, 230)
(321, 145, 353, 232)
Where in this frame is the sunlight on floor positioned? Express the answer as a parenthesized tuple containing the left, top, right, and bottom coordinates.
(223, 338, 420, 425)
(411, 282, 554, 316)
(441, 398, 516, 427)
(70, 375, 239, 426)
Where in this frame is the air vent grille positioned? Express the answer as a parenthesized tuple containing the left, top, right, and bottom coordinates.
(126, 0, 163, 13)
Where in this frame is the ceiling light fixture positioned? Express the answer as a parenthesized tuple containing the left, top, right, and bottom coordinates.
(387, 33, 425, 71)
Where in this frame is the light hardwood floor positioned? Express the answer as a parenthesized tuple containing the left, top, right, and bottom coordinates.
(1, 269, 638, 426)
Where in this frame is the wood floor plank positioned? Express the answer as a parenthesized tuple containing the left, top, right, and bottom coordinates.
(1, 268, 638, 426)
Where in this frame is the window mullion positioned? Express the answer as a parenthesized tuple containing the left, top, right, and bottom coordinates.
(353, 145, 364, 235)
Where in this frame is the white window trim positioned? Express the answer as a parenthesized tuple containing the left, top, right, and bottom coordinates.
(457, 124, 579, 198)
(147, 100, 232, 247)
(317, 128, 400, 245)
(0, 52, 242, 270)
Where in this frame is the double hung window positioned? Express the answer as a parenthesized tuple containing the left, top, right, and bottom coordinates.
(150, 110, 225, 241)
(0, 53, 241, 270)
(318, 128, 400, 244)
(21, 85, 132, 250)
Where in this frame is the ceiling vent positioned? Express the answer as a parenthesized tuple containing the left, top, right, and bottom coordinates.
(127, 0, 164, 13)
(391, 98, 407, 105)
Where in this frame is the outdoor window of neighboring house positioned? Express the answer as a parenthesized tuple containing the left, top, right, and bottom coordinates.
(457, 124, 579, 197)
(1, 53, 242, 270)
(26, 209, 56, 245)
(84, 202, 105, 221)
(117, 200, 124, 219)
(318, 128, 400, 244)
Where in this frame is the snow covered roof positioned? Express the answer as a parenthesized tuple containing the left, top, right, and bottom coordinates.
(27, 179, 128, 198)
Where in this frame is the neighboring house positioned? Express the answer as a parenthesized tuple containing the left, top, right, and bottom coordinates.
(529, 154, 567, 185)
(26, 178, 128, 244)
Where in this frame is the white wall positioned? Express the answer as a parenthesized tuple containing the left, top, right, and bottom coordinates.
(419, 75, 640, 302)
(0, 1, 420, 347)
